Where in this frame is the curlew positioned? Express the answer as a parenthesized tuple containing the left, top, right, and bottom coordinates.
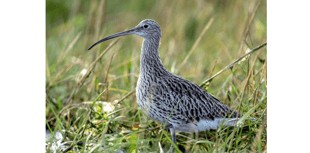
(88, 19, 255, 152)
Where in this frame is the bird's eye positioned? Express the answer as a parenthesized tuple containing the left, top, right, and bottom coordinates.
(144, 25, 149, 28)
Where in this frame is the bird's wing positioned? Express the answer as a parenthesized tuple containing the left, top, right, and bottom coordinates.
(151, 75, 240, 125)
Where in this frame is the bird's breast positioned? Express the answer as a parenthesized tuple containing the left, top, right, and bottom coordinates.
(136, 76, 151, 110)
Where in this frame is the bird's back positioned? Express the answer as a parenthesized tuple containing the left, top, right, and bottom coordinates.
(136, 71, 241, 133)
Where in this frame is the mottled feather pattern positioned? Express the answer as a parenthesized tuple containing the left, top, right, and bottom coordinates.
(138, 71, 240, 130)
(89, 19, 252, 152)
(135, 21, 241, 132)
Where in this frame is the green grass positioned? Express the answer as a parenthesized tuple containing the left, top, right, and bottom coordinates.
(46, 0, 267, 152)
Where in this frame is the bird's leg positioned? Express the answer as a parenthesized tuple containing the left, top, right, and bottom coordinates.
(170, 128, 176, 153)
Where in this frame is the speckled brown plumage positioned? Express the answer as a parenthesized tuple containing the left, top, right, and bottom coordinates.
(89, 19, 253, 153)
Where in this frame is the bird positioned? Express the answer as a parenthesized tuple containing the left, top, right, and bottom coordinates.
(88, 19, 254, 153)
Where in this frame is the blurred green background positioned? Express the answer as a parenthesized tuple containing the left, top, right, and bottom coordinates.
(46, 0, 266, 99)
(46, 0, 266, 152)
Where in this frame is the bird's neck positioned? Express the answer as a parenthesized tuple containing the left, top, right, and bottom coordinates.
(140, 38, 169, 78)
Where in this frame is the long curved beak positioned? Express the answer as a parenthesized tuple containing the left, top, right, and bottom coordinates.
(88, 28, 137, 50)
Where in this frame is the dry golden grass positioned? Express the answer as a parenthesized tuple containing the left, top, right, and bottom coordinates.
(46, 0, 266, 152)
